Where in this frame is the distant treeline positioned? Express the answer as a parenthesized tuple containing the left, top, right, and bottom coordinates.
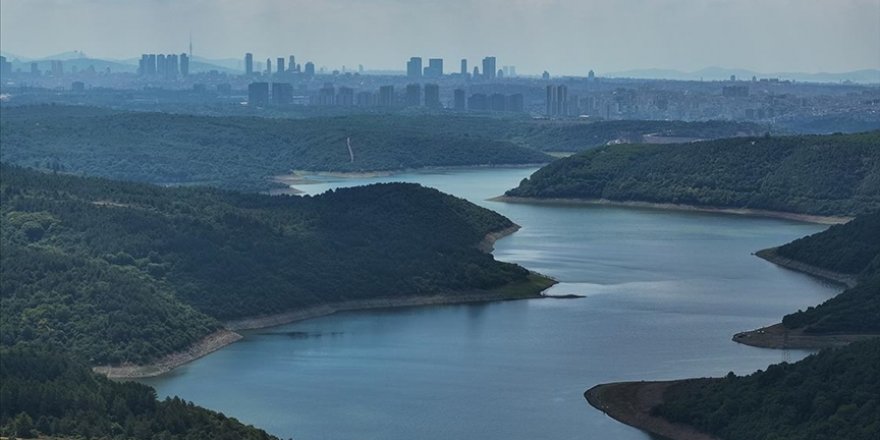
(774, 212, 880, 334)
(0, 105, 760, 191)
(506, 132, 880, 217)
(655, 339, 880, 440)
(1, 165, 545, 365)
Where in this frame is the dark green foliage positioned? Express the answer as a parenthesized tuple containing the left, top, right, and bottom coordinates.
(0, 105, 550, 191)
(775, 212, 880, 334)
(506, 132, 880, 217)
(782, 275, 880, 334)
(0, 164, 532, 362)
(0, 105, 760, 191)
(776, 212, 880, 278)
(655, 339, 880, 440)
(0, 346, 279, 439)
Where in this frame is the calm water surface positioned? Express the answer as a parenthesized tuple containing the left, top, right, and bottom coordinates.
(141, 168, 839, 440)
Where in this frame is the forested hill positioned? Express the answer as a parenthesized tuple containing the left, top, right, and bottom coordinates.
(772, 212, 880, 335)
(0, 105, 761, 191)
(0, 346, 280, 440)
(0, 105, 550, 191)
(655, 339, 880, 440)
(505, 132, 880, 217)
(1, 165, 548, 366)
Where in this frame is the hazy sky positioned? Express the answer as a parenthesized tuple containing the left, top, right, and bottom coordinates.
(1, 0, 878, 75)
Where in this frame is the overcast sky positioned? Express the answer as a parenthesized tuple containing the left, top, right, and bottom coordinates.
(1, 0, 878, 75)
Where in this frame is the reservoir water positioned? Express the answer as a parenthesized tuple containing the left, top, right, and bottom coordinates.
(141, 168, 839, 440)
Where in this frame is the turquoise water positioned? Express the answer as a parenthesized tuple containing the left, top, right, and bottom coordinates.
(141, 168, 838, 440)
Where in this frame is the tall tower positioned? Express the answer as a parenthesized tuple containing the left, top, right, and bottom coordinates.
(188, 32, 193, 58)
(245, 53, 254, 76)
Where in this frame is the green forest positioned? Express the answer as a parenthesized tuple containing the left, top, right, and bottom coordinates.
(506, 132, 880, 217)
(771, 212, 880, 334)
(0, 105, 759, 191)
(655, 339, 880, 440)
(1, 164, 549, 365)
(0, 346, 280, 440)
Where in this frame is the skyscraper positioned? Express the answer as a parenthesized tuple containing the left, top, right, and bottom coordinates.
(405, 83, 421, 107)
(424, 84, 440, 108)
(289, 56, 296, 72)
(248, 82, 270, 106)
(304, 62, 315, 76)
(424, 58, 443, 78)
(157, 54, 166, 77)
(453, 89, 466, 111)
(273, 82, 293, 104)
(378, 85, 395, 107)
(245, 53, 254, 76)
(277, 57, 285, 74)
(460, 59, 467, 76)
(406, 57, 422, 78)
(482, 57, 496, 80)
(266, 58, 272, 75)
(180, 53, 190, 76)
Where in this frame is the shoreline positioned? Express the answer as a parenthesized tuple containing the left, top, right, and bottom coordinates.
(93, 329, 243, 379)
(97, 226, 554, 379)
(754, 247, 858, 288)
(492, 196, 852, 225)
(732, 322, 878, 349)
(584, 381, 720, 440)
(274, 163, 548, 186)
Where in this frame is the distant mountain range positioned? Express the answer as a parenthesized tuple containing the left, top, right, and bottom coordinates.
(604, 66, 880, 84)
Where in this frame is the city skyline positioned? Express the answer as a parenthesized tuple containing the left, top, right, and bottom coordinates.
(1, 0, 878, 76)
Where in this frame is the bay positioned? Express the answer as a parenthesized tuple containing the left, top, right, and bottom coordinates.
(141, 167, 838, 440)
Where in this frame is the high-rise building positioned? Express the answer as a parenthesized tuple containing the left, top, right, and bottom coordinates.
(166, 54, 179, 78)
(266, 58, 272, 75)
(497, 69, 504, 79)
(406, 57, 422, 78)
(542, 71, 550, 80)
(468, 93, 488, 111)
(587, 70, 595, 80)
(157, 54, 167, 77)
(317, 83, 336, 105)
(454, 89, 466, 111)
(0, 56, 11, 77)
(424, 83, 441, 108)
(273, 82, 293, 104)
(289, 56, 296, 72)
(482, 57, 496, 80)
(245, 53, 254, 76)
(50, 60, 63, 77)
(405, 83, 421, 107)
(460, 59, 467, 76)
(378, 85, 395, 107)
(180, 53, 190, 76)
(277, 57, 285, 74)
(546, 85, 557, 116)
(248, 82, 270, 106)
(356, 91, 375, 107)
(337, 87, 355, 106)
(473, 66, 480, 78)
(424, 58, 443, 78)
(304, 62, 315, 76)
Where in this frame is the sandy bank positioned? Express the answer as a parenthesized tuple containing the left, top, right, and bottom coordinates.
(93, 329, 243, 379)
(492, 196, 852, 225)
(754, 247, 858, 288)
(585, 381, 720, 440)
(733, 323, 878, 349)
(274, 163, 549, 187)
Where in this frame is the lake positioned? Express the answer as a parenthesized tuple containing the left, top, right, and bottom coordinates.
(141, 167, 839, 440)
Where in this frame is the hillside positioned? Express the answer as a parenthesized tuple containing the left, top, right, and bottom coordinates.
(505, 132, 880, 217)
(1, 165, 550, 366)
(0, 346, 279, 439)
(654, 339, 880, 440)
(0, 106, 551, 191)
(0, 105, 761, 191)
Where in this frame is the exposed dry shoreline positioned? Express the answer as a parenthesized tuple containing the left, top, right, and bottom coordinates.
(93, 329, 243, 379)
(274, 163, 549, 188)
(731, 247, 877, 349)
(96, 226, 552, 379)
(492, 196, 852, 225)
(585, 381, 720, 440)
(754, 247, 858, 288)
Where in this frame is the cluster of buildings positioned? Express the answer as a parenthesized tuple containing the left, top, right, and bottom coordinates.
(244, 53, 317, 77)
(138, 53, 190, 78)
(405, 56, 515, 81)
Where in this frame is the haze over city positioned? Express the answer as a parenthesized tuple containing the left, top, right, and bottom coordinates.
(2, 0, 879, 75)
